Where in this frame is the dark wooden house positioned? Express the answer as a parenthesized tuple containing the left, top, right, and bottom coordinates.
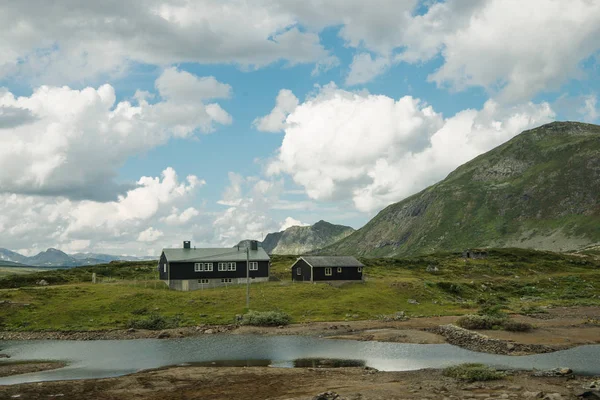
(290, 256, 364, 283)
(159, 241, 270, 291)
(462, 249, 488, 259)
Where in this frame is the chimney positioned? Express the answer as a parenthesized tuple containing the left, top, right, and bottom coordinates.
(183, 241, 191, 249)
(250, 240, 258, 251)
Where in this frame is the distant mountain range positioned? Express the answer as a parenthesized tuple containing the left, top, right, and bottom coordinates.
(237, 220, 355, 255)
(0, 248, 156, 268)
(318, 121, 600, 257)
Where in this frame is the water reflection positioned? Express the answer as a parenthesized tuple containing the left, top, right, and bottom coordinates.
(0, 335, 599, 385)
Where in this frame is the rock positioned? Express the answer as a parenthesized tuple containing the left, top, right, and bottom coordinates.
(157, 331, 170, 339)
(0, 354, 11, 358)
(543, 394, 563, 400)
(577, 390, 600, 399)
(127, 328, 136, 333)
(204, 329, 214, 334)
(533, 368, 572, 377)
(426, 265, 439, 272)
(523, 391, 544, 398)
(313, 391, 344, 400)
(36, 279, 49, 286)
(408, 299, 420, 304)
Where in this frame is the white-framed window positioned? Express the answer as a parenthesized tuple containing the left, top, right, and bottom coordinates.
(296, 267, 301, 275)
(337, 267, 342, 273)
(358, 267, 362, 273)
(221, 278, 232, 283)
(228, 262, 236, 271)
(198, 279, 209, 284)
(325, 267, 332, 276)
(249, 262, 258, 271)
(163, 264, 166, 273)
(194, 263, 214, 272)
(218, 262, 227, 271)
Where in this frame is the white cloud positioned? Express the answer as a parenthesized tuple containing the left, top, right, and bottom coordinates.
(138, 227, 164, 242)
(0, 67, 230, 200)
(0, 167, 201, 256)
(0, 0, 331, 84)
(404, 0, 600, 102)
(161, 207, 201, 226)
(267, 84, 555, 212)
(579, 95, 599, 122)
(213, 174, 288, 245)
(311, 55, 341, 76)
(253, 89, 299, 132)
(280, 217, 309, 231)
(346, 53, 391, 86)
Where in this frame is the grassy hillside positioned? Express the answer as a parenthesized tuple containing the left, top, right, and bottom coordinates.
(0, 250, 598, 331)
(319, 121, 600, 257)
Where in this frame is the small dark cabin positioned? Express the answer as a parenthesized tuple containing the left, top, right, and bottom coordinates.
(291, 256, 364, 283)
(159, 240, 270, 291)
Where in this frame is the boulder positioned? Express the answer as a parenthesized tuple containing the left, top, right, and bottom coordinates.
(577, 390, 600, 399)
(157, 331, 170, 339)
(312, 391, 344, 400)
(36, 279, 49, 286)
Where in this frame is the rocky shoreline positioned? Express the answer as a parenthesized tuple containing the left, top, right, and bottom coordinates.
(429, 324, 568, 355)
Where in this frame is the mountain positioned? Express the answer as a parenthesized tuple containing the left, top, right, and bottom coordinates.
(237, 220, 355, 254)
(0, 248, 157, 267)
(319, 121, 600, 257)
(0, 248, 31, 265)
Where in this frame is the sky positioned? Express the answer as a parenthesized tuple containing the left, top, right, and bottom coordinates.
(0, 0, 599, 256)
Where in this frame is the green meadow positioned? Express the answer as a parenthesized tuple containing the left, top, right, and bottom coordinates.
(0, 249, 598, 331)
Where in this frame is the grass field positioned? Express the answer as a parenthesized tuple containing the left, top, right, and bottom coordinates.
(0, 249, 598, 331)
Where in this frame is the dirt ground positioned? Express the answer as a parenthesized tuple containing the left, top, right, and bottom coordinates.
(0, 361, 66, 377)
(0, 365, 597, 400)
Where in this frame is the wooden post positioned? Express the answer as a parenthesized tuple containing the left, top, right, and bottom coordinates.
(92, 273, 96, 284)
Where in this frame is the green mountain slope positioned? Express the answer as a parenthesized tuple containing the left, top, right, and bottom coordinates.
(237, 220, 355, 254)
(319, 121, 600, 257)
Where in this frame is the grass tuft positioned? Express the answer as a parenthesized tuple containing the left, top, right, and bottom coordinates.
(239, 310, 291, 326)
(443, 363, 504, 382)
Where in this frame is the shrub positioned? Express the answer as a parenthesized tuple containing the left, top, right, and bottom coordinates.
(456, 314, 505, 330)
(126, 313, 181, 330)
(436, 281, 464, 295)
(131, 307, 149, 315)
(443, 363, 504, 382)
(477, 304, 508, 319)
(502, 320, 534, 332)
(239, 310, 291, 326)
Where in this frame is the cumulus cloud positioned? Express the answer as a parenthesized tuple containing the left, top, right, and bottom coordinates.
(267, 84, 555, 212)
(579, 95, 599, 122)
(0, 168, 201, 255)
(0, 67, 230, 200)
(346, 53, 391, 86)
(403, 0, 600, 102)
(280, 217, 309, 231)
(0, 0, 331, 84)
(253, 89, 299, 132)
(138, 227, 164, 242)
(161, 207, 201, 226)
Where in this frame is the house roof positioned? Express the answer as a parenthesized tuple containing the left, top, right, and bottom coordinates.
(296, 256, 364, 268)
(162, 247, 270, 263)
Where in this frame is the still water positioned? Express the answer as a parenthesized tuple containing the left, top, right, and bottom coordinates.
(1, 335, 599, 385)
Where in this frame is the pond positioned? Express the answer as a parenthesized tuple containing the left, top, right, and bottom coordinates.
(1, 335, 599, 385)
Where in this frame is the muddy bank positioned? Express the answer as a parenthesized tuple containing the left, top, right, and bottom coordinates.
(0, 361, 66, 377)
(0, 365, 598, 400)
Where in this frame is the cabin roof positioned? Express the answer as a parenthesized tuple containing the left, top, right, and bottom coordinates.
(162, 247, 270, 263)
(295, 256, 364, 268)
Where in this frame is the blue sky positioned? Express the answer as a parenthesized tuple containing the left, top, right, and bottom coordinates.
(0, 0, 599, 255)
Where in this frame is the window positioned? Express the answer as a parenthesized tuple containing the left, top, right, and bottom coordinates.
(325, 267, 332, 276)
(221, 278, 232, 283)
(296, 267, 301, 275)
(163, 264, 166, 273)
(218, 262, 227, 271)
(228, 262, 236, 271)
(358, 267, 362, 273)
(198, 279, 209, 284)
(194, 263, 214, 272)
(337, 267, 342, 273)
(249, 262, 258, 271)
